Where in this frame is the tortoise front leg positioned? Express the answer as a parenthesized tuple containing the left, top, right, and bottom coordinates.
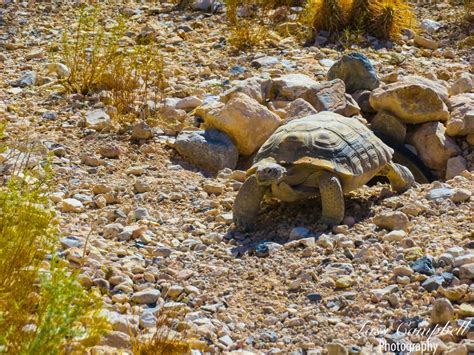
(318, 171, 344, 226)
(379, 161, 415, 193)
(233, 175, 267, 231)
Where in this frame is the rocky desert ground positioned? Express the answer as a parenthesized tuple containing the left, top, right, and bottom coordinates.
(0, 0, 473, 354)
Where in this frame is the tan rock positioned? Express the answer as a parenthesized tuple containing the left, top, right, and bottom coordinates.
(449, 74, 473, 96)
(61, 198, 84, 213)
(443, 344, 468, 355)
(408, 122, 460, 171)
(370, 76, 450, 124)
(221, 77, 272, 104)
(370, 110, 407, 144)
(431, 298, 454, 324)
(446, 156, 467, 180)
(270, 73, 318, 101)
(438, 285, 469, 301)
(302, 79, 361, 117)
(100, 331, 131, 349)
(283, 98, 318, 122)
(198, 93, 281, 155)
(373, 211, 409, 231)
(415, 34, 440, 50)
(446, 94, 474, 137)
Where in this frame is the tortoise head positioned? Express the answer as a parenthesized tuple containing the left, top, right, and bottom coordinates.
(255, 162, 287, 186)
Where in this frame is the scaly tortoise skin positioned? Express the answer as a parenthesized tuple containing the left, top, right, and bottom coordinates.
(233, 112, 415, 230)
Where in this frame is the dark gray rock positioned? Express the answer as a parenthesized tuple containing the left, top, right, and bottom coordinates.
(327, 52, 379, 93)
(174, 129, 238, 173)
(421, 275, 445, 291)
(411, 256, 435, 275)
(10, 70, 37, 88)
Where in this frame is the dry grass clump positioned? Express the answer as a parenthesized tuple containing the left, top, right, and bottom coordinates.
(226, 0, 271, 49)
(131, 307, 207, 354)
(0, 125, 109, 353)
(59, 5, 165, 123)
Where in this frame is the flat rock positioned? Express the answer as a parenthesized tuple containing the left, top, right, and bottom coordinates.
(131, 288, 160, 304)
(270, 73, 318, 101)
(373, 211, 409, 231)
(174, 129, 239, 173)
(61, 198, 84, 213)
(9, 70, 37, 87)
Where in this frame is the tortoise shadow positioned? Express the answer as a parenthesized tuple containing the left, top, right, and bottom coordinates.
(226, 190, 387, 257)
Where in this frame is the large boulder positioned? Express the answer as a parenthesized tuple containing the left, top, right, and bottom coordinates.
(370, 76, 450, 124)
(302, 79, 361, 117)
(446, 93, 474, 137)
(174, 129, 239, 173)
(408, 122, 460, 171)
(270, 74, 319, 101)
(327, 52, 380, 93)
(196, 93, 281, 156)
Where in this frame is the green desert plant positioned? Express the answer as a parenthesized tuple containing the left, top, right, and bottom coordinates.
(0, 127, 108, 353)
(25, 259, 109, 354)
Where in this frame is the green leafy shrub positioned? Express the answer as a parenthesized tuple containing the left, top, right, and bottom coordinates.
(0, 125, 108, 353)
(25, 260, 109, 354)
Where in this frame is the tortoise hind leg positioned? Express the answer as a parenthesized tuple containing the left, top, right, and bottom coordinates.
(318, 171, 345, 226)
(379, 161, 416, 193)
(233, 175, 267, 231)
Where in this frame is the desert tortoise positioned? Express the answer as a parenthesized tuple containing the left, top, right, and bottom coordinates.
(233, 112, 415, 229)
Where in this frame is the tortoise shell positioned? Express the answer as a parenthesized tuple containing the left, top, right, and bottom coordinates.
(251, 112, 394, 190)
